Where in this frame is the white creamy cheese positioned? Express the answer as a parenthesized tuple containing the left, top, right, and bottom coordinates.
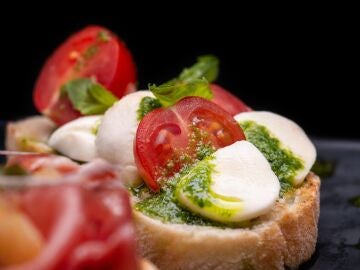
(48, 115, 101, 162)
(95, 90, 155, 186)
(176, 141, 280, 223)
(234, 111, 316, 185)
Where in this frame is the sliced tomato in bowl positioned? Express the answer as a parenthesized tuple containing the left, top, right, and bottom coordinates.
(5, 182, 139, 270)
(134, 97, 245, 191)
(210, 84, 252, 116)
(33, 25, 136, 125)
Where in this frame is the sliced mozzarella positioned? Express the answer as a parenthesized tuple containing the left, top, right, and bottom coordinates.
(48, 116, 101, 162)
(176, 141, 280, 223)
(234, 111, 316, 185)
(96, 91, 155, 186)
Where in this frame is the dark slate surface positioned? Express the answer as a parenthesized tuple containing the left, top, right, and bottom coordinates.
(299, 139, 360, 270)
(0, 123, 359, 269)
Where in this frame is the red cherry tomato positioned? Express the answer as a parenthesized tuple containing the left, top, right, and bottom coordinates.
(210, 84, 252, 116)
(134, 97, 245, 191)
(33, 25, 137, 125)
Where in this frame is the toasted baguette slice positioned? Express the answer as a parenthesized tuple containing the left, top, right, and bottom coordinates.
(134, 173, 320, 270)
(6, 116, 56, 153)
(140, 259, 159, 270)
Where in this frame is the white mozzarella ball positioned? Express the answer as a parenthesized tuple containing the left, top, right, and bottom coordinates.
(49, 116, 101, 162)
(96, 91, 155, 186)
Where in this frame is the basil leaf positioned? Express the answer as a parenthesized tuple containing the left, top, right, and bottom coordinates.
(179, 55, 219, 83)
(149, 78, 213, 107)
(62, 78, 118, 115)
(137, 96, 162, 120)
(149, 55, 218, 107)
(89, 83, 118, 106)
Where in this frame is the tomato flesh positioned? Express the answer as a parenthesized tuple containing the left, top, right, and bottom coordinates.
(34, 26, 136, 125)
(134, 97, 245, 191)
(210, 84, 252, 116)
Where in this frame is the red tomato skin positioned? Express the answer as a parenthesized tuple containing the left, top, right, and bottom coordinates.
(210, 84, 252, 116)
(33, 25, 136, 125)
(134, 97, 246, 191)
(44, 95, 82, 126)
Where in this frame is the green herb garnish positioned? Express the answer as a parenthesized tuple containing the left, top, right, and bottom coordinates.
(97, 30, 111, 42)
(149, 55, 219, 107)
(62, 78, 118, 115)
(149, 78, 212, 107)
(178, 55, 219, 83)
(137, 96, 162, 120)
(74, 31, 111, 71)
(83, 45, 98, 60)
(196, 143, 215, 161)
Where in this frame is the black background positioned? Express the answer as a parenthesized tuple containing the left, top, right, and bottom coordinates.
(0, 12, 357, 139)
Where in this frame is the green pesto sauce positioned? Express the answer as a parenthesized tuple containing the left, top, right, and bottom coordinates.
(137, 96, 162, 120)
(135, 159, 246, 227)
(91, 119, 101, 135)
(176, 159, 215, 208)
(135, 165, 224, 226)
(175, 159, 242, 220)
(240, 121, 304, 195)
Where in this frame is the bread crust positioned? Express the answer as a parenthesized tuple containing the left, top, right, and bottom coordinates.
(134, 173, 320, 270)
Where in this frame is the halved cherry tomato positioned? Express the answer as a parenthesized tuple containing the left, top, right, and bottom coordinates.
(33, 25, 136, 125)
(210, 84, 252, 116)
(134, 97, 245, 191)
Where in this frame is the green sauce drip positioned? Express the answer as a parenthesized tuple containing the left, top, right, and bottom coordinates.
(311, 159, 335, 178)
(137, 96, 162, 120)
(240, 121, 304, 195)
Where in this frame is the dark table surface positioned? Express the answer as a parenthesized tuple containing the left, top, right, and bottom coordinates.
(0, 122, 359, 269)
(299, 139, 360, 270)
